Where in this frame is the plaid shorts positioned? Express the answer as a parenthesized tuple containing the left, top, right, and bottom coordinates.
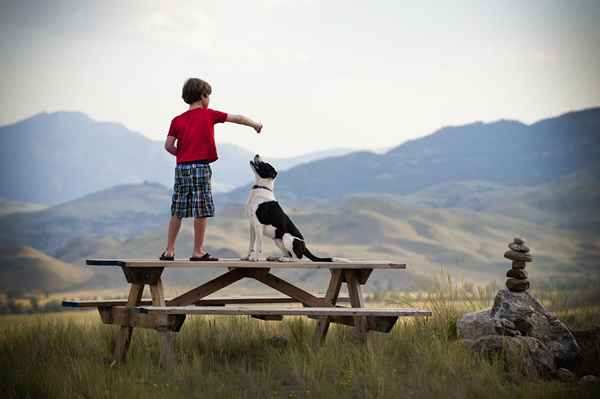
(171, 163, 215, 218)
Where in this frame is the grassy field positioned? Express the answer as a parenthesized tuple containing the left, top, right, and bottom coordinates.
(1, 285, 599, 399)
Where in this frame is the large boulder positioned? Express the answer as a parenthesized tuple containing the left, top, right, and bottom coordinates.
(457, 309, 497, 339)
(470, 335, 555, 377)
(491, 289, 580, 364)
(458, 289, 580, 373)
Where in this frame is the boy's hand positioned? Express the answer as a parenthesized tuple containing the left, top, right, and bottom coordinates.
(254, 122, 263, 134)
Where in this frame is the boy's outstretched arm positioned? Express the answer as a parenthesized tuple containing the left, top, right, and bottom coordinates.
(226, 114, 262, 133)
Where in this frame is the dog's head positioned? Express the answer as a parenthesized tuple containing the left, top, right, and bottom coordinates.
(249, 154, 278, 180)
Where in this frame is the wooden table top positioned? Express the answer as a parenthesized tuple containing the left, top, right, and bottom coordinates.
(86, 258, 407, 269)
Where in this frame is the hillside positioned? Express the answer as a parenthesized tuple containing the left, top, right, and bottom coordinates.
(28, 187, 597, 290)
(404, 172, 600, 234)
(0, 181, 171, 254)
(0, 246, 92, 293)
(222, 108, 600, 204)
(0, 199, 47, 217)
(0, 111, 353, 204)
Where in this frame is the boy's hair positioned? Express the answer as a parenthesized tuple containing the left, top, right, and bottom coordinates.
(181, 78, 212, 105)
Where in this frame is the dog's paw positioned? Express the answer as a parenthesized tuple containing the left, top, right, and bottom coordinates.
(247, 253, 261, 262)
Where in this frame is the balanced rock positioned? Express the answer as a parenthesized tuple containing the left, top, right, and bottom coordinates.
(504, 250, 533, 262)
(513, 237, 524, 245)
(509, 242, 530, 253)
(507, 269, 528, 279)
(506, 278, 530, 292)
(511, 261, 527, 270)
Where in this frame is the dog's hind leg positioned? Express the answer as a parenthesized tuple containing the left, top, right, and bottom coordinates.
(268, 238, 294, 262)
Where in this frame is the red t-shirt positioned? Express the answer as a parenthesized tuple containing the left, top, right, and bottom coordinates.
(167, 108, 228, 163)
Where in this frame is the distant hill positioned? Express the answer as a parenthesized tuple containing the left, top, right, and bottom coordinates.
(0, 246, 92, 293)
(0, 199, 47, 217)
(222, 108, 600, 204)
(0, 181, 171, 255)
(58, 194, 598, 290)
(404, 172, 600, 234)
(0, 111, 354, 204)
(212, 145, 354, 191)
(1, 180, 596, 291)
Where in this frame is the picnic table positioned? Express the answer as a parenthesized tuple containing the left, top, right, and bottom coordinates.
(63, 258, 431, 365)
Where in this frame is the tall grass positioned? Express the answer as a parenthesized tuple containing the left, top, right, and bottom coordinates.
(1, 289, 599, 399)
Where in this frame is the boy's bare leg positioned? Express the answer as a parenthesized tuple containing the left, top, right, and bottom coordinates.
(165, 215, 182, 256)
(192, 217, 208, 257)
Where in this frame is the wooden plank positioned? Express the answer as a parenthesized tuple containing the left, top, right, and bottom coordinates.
(98, 306, 185, 331)
(150, 278, 175, 367)
(111, 282, 144, 364)
(86, 258, 407, 269)
(167, 268, 250, 306)
(251, 315, 284, 321)
(315, 270, 343, 345)
(345, 270, 368, 341)
(309, 315, 399, 333)
(137, 306, 432, 317)
(63, 296, 352, 308)
(248, 270, 332, 307)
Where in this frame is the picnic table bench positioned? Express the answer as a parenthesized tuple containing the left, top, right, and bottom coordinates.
(63, 258, 431, 365)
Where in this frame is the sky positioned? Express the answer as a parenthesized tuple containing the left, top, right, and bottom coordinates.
(1, 0, 599, 157)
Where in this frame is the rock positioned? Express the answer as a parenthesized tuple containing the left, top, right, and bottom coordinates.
(578, 375, 600, 385)
(513, 237, 524, 245)
(509, 242, 530, 253)
(506, 278, 530, 292)
(495, 318, 523, 337)
(471, 335, 555, 377)
(457, 309, 497, 340)
(458, 310, 523, 338)
(504, 250, 533, 262)
(491, 289, 580, 364)
(506, 269, 528, 279)
(511, 261, 527, 270)
(556, 368, 576, 382)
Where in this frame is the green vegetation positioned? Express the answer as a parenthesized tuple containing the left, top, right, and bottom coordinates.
(1, 286, 599, 399)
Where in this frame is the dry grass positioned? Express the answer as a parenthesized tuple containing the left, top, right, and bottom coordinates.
(2, 286, 600, 399)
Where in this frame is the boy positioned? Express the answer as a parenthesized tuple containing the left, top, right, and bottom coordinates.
(160, 78, 262, 261)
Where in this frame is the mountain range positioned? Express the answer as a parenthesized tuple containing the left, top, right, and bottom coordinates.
(0, 111, 354, 204)
(221, 107, 600, 204)
(0, 106, 599, 294)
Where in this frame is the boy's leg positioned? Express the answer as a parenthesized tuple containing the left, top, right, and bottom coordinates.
(192, 217, 208, 257)
(165, 215, 182, 256)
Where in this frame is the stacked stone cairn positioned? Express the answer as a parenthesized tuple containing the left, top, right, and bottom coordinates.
(504, 237, 532, 292)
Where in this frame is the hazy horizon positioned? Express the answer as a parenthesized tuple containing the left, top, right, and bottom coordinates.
(3, 105, 597, 160)
(1, 1, 600, 157)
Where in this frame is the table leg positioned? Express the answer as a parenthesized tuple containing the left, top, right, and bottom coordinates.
(150, 278, 175, 367)
(344, 270, 368, 342)
(111, 282, 144, 365)
(314, 270, 343, 345)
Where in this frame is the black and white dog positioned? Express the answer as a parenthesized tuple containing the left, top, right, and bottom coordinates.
(242, 154, 335, 262)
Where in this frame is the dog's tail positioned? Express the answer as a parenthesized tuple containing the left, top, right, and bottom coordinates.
(293, 238, 333, 262)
